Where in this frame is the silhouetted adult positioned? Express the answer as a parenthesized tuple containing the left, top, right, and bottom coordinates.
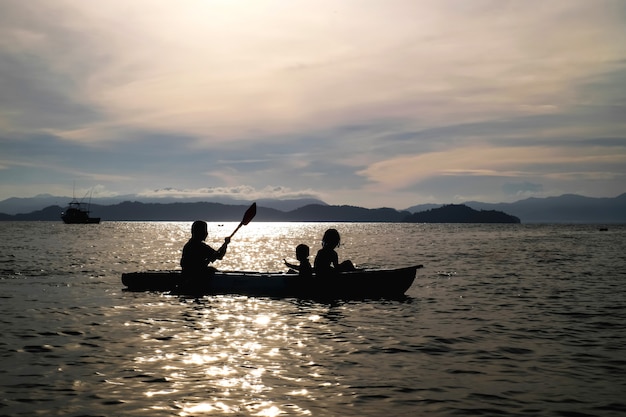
(180, 220, 230, 280)
(313, 228, 355, 275)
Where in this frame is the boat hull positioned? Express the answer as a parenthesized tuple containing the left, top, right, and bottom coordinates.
(121, 265, 422, 299)
(62, 216, 101, 224)
(61, 205, 100, 224)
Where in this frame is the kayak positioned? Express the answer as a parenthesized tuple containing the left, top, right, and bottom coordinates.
(121, 265, 422, 299)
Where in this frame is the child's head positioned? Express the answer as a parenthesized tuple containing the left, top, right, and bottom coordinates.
(295, 244, 309, 261)
(321, 228, 341, 249)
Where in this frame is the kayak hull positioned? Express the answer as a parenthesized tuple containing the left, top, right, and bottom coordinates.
(121, 265, 422, 299)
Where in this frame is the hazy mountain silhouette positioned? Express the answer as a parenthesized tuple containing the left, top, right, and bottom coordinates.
(284, 204, 409, 222)
(0, 201, 405, 222)
(406, 193, 626, 223)
(1, 193, 625, 223)
(0, 195, 326, 215)
(0, 205, 65, 221)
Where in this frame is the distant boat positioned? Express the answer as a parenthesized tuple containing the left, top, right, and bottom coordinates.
(61, 200, 101, 224)
(61, 186, 101, 224)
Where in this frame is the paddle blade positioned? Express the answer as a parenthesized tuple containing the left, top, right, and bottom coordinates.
(228, 202, 257, 239)
(241, 202, 256, 225)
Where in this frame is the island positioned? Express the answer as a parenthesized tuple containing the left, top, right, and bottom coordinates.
(402, 204, 520, 223)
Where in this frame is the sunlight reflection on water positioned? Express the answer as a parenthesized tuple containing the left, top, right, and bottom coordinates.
(1, 222, 625, 416)
(124, 295, 329, 416)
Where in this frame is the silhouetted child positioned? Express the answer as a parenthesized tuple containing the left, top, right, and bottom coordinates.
(284, 243, 313, 278)
(314, 228, 355, 275)
(180, 220, 230, 278)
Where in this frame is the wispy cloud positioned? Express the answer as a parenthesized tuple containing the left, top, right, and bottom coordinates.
(1, 0, 625, 207)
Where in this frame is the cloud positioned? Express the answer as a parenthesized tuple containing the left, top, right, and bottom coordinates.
(358, 143, 626, 192)
(502, 182, 544, 196)
(3, 1, 624, 143)
(136, 185, 321, 201)
(1, 1, 625, 206)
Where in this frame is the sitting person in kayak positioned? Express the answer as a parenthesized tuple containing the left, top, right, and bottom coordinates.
(180, 220, 230, 277)
(284, 243, 313, 278)
(314, 228, 356, 275)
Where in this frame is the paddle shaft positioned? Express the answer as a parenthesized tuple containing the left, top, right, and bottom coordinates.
(228, 224, 243, 239)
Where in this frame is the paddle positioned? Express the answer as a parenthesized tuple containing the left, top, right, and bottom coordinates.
(228, 202, 257, 239)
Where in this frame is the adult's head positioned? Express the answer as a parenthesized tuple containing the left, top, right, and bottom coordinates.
(191, 220, 208, 240)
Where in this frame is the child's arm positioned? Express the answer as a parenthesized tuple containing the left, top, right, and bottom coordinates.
(283, 259, 300, 270)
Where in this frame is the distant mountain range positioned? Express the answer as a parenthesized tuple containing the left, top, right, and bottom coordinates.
(0, 193, 625, 223)
(410, 193, 626, 224)
(0, 194, 326, 215)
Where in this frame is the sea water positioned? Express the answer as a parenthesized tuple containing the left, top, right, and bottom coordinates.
(0, 221, 625, 416)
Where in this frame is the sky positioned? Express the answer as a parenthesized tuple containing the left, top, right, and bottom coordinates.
(1, 0, 625, 209)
